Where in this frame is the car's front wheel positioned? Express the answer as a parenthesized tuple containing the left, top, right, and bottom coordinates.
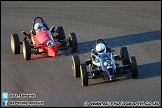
(55, 26, 66, 41)
(130, 56, 138, 78)
(80, 63, 88, 86)
(72, 55, 80, 78)
(22, 40, 31, 60)
(120, 47, 130, 65)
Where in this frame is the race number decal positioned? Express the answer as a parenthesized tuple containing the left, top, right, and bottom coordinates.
(47, 40, 55, 46)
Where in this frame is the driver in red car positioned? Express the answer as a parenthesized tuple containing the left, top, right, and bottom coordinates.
(33, 22, 68, 48)
(33, 22, 55, 41)
(34, 22, 47, 33)
(34, 22, 56, 39)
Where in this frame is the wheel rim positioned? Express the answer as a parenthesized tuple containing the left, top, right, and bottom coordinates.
(80, 66, 83, 86)
(11, 37, 15, 53)
(72, 57, 76, 76)
(69, 36, 72, 47)
(23, 43, 26, 59)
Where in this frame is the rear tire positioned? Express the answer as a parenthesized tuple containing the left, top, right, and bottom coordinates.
(130, 56, 138, 78)
(80, 63, 88, 86)
(69, 32, 78, 53)
(72, 55, 80, 78)
(120, 47, 130, 65)
(11, 34, 20, 54)
(22, 40, 31, 60)
(56, 26, 66, 40)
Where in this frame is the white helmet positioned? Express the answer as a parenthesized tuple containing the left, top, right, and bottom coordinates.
(34, 23, 43, 32)
(96, 43, 106, 54)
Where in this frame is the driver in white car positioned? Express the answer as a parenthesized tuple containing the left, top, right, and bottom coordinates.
(91, 43, 112, 67)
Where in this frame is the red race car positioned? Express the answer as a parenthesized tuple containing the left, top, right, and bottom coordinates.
(10, 17, 78, 60)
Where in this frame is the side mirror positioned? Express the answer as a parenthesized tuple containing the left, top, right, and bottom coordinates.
(32, 29, 36, 35)
(111, 49, 115, 52)
(105, 41, 108, 45)
(50, 26, 55, 33)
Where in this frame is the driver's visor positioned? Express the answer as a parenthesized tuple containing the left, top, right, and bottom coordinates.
(97, 49, 105, 53)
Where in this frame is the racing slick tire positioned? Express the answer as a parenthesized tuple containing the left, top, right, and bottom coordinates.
(22, 40, 31, 60)
(11, 34, 20, 54)
(72, 55, 80, 78)
(56, 26, 66, 41)
(120, 47, 130, 65)
(69, 32, 78, 53)
(130, 56, 138, 78)
(80, 63, 88, 86)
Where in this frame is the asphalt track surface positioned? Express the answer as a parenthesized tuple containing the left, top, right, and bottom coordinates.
(1, 1, 161, 107)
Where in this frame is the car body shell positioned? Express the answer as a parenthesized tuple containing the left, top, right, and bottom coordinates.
(97, 52, 116, 81)
(29, 30, 62, 57)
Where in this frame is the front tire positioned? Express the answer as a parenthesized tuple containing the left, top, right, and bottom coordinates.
(120, 47, 130, 65)
(69, 32, 78, 53)
(22, 40, 31, 60)
(80, 63, 88, 86)
(11, 34, 20, 54)
(130, 56, 138, 78)
(56, 26, 66, 41)
(72, 55, 80, 78)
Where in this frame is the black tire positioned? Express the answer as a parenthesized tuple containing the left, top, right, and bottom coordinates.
(80, 63, 88, 86)
(72, 55, 80, 78)
(120, 47, 130, 65)
(11, 34, 20, 54)
(56, 26, 66, 40)
(69, 32, 78, 53)
(130, 56, 138, 78)
(22, 40, 31, 60)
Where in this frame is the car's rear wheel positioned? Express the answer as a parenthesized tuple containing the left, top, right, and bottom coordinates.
(72, 55, 80, 78)
(22, 40, 31, 60)
(120, 47, 130, 65)
(56, 26, 66, 41)
(11, 34, 20, 54)
(69, 32, 78, 53)
(130, 56, 138, 78)
(80, 63, 88, 86)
